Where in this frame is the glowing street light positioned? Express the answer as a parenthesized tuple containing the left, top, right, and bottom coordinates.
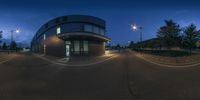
(11, 28, 20, 42)
(131, 24, 138, 31)
(131, 24, 143, 42)
(15, 28, 20, 33)
(131, 23, 143, 49)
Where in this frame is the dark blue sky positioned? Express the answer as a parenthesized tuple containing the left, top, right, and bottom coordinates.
(1, 0, 200, 46)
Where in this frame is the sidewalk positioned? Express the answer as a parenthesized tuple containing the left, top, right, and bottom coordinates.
(131, 50, 200, 67)
(0, 53, 16, 64)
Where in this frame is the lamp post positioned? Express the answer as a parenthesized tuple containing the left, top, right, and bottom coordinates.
(131, 24, 143, 50)
(10, 29, 20, 51)
(10, 28, 20, 42)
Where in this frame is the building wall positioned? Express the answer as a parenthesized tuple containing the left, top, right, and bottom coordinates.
(42, 36, 105, 57)
(89, 41, 105, 56)
(45, 36, 65, 57)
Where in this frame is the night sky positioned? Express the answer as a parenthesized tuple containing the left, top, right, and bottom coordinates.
(1, 0, 200, 46)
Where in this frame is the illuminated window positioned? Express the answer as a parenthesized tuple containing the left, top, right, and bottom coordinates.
(74, 41, 80, 54)
(57, 27, 61, 34)
(84, 24, 93, 32)
(43, 34, 46, 40)
(83, 41, 88, 52)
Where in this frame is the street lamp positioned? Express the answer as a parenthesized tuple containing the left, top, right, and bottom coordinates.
(16, 29, 20, 33)
(131, 24, 137, 31)
(131, 24, 143, 49)
(10, 28, 20, 42)
(131, 24, 143, 42)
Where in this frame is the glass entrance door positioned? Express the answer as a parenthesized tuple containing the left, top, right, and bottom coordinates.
(65, 41, 71, 57)
(66, 45, 70, 57)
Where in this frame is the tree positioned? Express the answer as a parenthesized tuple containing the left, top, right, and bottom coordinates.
(2, 42, 7, 50)
(116, 44, 121, 52)
(183, 24, 200, 54)
(10, 41, 17, 50)
(128, 41, 135, 49)
(0, 31, 2, 45)
(157, 20, 182, 49)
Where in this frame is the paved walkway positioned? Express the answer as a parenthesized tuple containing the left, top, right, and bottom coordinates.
(0, 53, 16, 64)
(133, 50, 200, 67)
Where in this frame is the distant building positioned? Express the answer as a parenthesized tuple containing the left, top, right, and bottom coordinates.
(31, 15, 111, 57)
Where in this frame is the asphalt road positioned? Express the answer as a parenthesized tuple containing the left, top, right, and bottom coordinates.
(0, 51, 200, 100)
(0, 52, 133, 100)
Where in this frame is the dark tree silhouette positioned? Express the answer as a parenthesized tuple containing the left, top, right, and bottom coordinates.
(183, 24, 200, 54)
(2, 42, 7, 50)
(128, 41, 135, 49)
(10, 41, 17, 50)
(157, 20, 181, 49)
(0, 31, 2, 45)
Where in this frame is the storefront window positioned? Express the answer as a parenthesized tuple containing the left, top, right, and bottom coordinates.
(43, 34, 46, 40)
(83, 41, 88, 52)
(74, 41, 80, 54)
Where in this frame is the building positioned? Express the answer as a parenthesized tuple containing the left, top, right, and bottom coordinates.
(31, 15, 111, 57)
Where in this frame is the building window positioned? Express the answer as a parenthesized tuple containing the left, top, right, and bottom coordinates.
(99, 28, 105, 35)
(93, 26, 99, 34)
(57, 27, 61, 34)
(84, 24, 104, 35)
(84, 24, 93, 32)
(83, 41, 88, 52)
(43, 34, 46, 40)
(74, 41, 80, 55)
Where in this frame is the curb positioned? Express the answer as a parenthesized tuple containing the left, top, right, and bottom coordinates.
(134, 53, 200, 68)
(33, 54, 118, 69)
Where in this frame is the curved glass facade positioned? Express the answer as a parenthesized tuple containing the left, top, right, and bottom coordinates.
(31, 15, 110, 57)
(84, 24, 105, 35)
